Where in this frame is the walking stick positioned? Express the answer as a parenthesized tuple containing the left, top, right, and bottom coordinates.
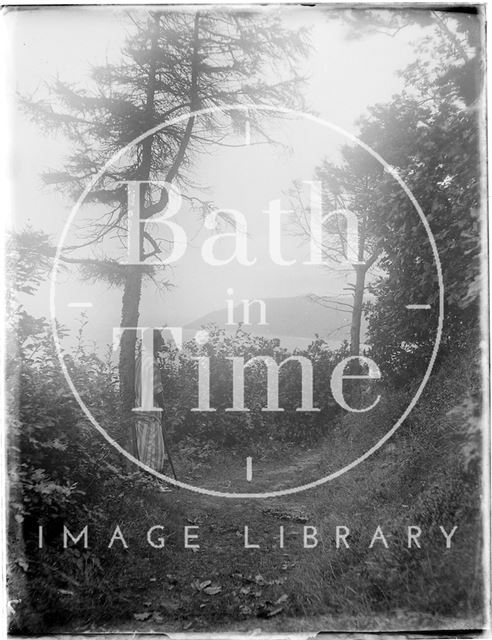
(160, 391, 179, 487)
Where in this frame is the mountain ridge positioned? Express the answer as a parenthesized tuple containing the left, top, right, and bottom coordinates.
(185, 294, 362, 342)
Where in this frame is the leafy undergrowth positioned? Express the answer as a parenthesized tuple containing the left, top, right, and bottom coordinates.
(9, 327, 484, 634)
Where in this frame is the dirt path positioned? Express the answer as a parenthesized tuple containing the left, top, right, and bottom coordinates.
(138, 446, 333, 631)
(66, 436, 476, 634)
(64, 438, 356, 632)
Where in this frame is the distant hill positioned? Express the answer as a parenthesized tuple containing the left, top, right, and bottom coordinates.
(185, 294, 365, 346)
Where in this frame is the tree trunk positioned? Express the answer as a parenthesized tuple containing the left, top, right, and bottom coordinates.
(348, 261, 367, 408)
(350, 264, 366, 357)
(117, 12, 200, 462)
(118, 14, 159, 462)
(119, 267, 143, 459)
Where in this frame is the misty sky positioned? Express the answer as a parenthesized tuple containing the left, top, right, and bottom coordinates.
(6, 6, 434, 349)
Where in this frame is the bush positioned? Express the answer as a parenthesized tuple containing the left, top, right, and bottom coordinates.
(159, 325, 346, 452)
(290, 341, 483, 622)
(7, 309, 181, 632)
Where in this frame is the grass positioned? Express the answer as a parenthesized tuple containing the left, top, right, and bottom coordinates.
(10, 347, 485, 634)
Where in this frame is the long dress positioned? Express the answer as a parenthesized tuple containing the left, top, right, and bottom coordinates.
(134, 350, 167, 471)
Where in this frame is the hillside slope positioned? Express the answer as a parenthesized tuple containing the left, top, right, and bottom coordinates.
(185, 295, 367, 344)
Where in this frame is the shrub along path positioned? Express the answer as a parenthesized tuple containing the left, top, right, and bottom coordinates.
(64, 418, 482, 635)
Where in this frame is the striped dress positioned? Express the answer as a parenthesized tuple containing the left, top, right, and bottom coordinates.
(134, 350, 166, 471)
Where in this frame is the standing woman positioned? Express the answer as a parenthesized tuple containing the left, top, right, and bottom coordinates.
(133, 329, 167, 472)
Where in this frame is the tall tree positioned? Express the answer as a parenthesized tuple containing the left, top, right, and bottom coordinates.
(293, 9, 482, 386)
(23, 8, 308, 456)
(292, 150, 382, 359)
(353, 12, 483, 382)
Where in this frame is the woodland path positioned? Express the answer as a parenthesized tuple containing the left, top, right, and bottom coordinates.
(66, 437, 476, 635)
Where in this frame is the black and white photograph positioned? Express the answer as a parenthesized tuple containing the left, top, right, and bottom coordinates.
(3, 2, 489, 635)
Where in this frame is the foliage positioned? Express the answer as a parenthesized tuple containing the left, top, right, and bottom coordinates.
(347, 14, 483, 382)
(20, 9, 311, 464)
(158, 325, 348, 453)
(6, 234, 179, 632)
(7, 228, 53, 296)
(21, 9, 308, 277)
(290, 342, 483, 622)
(9, 8, 485, 633)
